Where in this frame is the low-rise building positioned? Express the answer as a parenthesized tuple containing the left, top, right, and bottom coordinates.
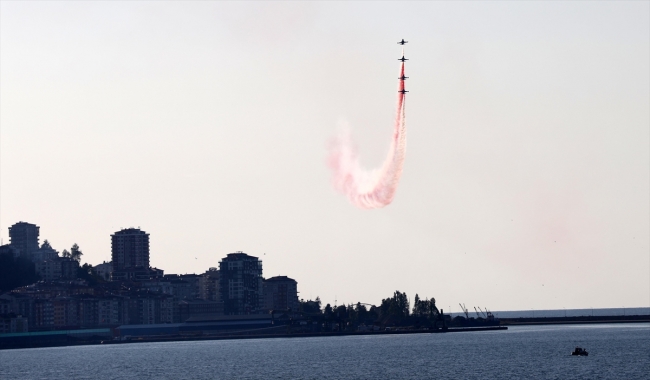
(35, 258, 79, 281)
(141, 279, 173, 295)
(60, 258, 79, 280)
(35, 260, 62, 281)
(178, 299, 223, 322)
(32, 241, 59, 262)
(127, 294, 174, 325)
(93, 262, 112, 281)
(0, 314, 28, 333)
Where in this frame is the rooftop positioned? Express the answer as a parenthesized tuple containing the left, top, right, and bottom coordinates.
(265, 276, 296, 283)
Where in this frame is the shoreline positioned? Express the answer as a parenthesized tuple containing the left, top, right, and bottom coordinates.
(1, 326, 507, 350)
(3, 317, 650, 350)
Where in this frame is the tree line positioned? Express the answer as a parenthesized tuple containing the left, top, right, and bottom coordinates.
(298, 290, 441, 328)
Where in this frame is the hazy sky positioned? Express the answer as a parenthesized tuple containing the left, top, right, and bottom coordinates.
(1, 1, 648, 312)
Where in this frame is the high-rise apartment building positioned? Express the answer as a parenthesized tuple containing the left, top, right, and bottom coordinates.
(263, 276, 299, 312)
(111, 228, 150, 281)
(9, 222, 40, 259)
(199, 268, 220, 302)
(219, 252, 264, 315)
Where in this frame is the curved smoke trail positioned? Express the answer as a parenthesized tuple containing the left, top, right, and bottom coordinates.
(328, 54, 407, 209)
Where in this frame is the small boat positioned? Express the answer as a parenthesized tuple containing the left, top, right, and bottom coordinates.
(571, 347, 588, 356)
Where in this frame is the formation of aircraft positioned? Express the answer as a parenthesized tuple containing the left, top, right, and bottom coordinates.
(398, 39, 409, 94)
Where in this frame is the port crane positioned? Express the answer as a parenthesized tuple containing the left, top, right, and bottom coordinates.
(478, 307, 488, 318)
(474, 307, 482, 319)
(458, 303, 469, 319)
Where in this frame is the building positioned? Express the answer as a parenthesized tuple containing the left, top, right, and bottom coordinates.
(179, 274, 200, 298)
(141, 279, 173, 296)
(111, 228, 150, 281)
(127, 295, 174, 325)
(33, 299, 54, 328)
(52, 297, 78, 328)
(0, 244, 20, 258)
(263, 276, 299, 312)
(8, 222, 40, 259)
(0, 314, 28, 333)
(94, 262, 113, 281)
(32, 240, 59, 262)
(219, 252, 264, 315)
(2, 294, 35, 327)
(178, 300, 223, 322)
(35, 258, 79, 281)
(164, 274, 201, 299)
(199, 268, 220, 301)
(35, 259, 62, 281)
(60, 258, 79, 280)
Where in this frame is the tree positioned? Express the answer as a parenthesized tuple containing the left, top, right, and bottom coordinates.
(77, 263, 105, 286)
(428, 297, 439, 318)
(379, 290, 410, 324)
(0, 252, 40, 292)
(70, 243, 83, 262)
(391, 291, 409, 318)
(355, 302, 369, 323)
(299, 297, 322, 314)
(62, 249, 70, 258)
(334, 305, 347, 319)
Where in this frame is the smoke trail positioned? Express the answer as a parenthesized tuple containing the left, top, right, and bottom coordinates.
(327, 55, 407, 209)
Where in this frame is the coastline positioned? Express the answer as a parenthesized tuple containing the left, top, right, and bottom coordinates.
(3, 316, 650, 351)
(1, 326, 507, 350)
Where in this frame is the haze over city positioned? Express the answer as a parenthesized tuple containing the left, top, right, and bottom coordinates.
(1, 1, 648, 313)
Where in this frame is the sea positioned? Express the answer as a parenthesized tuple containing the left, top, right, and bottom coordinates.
(1, 323, 649, 379)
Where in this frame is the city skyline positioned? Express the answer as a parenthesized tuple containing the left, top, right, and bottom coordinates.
(1, 2, 648, 312)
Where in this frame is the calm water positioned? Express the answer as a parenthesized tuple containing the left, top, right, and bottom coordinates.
(1, 324, 649, 379)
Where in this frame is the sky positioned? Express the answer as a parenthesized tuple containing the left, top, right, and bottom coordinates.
(1, 1, 648, 312)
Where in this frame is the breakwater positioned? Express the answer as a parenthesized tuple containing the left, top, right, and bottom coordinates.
(499, 314, 650, 326)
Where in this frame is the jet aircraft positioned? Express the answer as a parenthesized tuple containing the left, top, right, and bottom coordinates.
(398, 55, 409, 62)
(398, 89, 409, 94)
(397, 39, 408, 45)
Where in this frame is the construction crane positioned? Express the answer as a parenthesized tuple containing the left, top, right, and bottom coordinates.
(458, 303, 469, 319)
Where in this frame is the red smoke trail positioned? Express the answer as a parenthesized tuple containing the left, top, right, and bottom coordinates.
(328, 54, 407, 209)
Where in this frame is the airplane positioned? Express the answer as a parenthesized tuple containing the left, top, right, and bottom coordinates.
(398, 89, 409, 94)
(398, 55, 409, 62)
(398, 75, 409, 80)
(397, 39, 408, 45)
